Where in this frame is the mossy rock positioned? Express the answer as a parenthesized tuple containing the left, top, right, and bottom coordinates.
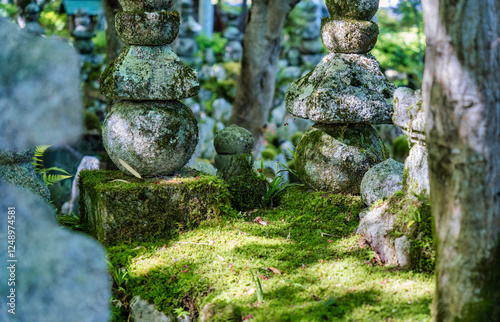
(295, 123, 389, 194)
(78, 169, 232, 245)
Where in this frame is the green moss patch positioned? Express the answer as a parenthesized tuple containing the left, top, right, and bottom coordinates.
(104, 185, 434, 321)
(78, 169, 232, 245)
(384, 192, 435, 272)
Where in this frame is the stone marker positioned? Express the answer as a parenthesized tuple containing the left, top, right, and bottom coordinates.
(285, 0, 394, 194)
(0, 17, 109, 321)
(101, 0, 200, 176)
(393, 87, 430, 197)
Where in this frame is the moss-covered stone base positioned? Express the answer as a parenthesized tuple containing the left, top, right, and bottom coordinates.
(78, 169, 231, 245)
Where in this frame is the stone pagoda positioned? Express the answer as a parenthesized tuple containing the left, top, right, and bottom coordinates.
(100, 0, 200, 176)
(285, 0, 396, 194)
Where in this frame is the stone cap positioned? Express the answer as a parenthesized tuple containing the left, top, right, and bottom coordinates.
(285, 53, 395, 124)
(214, 125, 254, 155)
(118, 0, 175, 12)
(326, 0, 379, 21)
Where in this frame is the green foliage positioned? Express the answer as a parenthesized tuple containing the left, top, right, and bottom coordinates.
(250, 270, 264, 303)
(373, 3, 425, 88)
(173, 307, 190, 318)
(195, 32, 227, 62)
(32, 145, 72, 186)
(0, 3, 16, 19)
(39, 0, 68, 38)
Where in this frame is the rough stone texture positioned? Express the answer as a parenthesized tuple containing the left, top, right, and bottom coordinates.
(61, 156, 100, 216)
(214, 124, 254, 155)
(130, 296, 191, 322)
(392, 87, 425, 143)
(0, 148, 33, 164)
(285, 53, 396, 124)
(115, 11, 180, 46)
(321, 18, 379, 54)
(79, 170, 231, 245)
(100, 44, 200, 100)
(190, 161, 217, 176)
(103, 100, 198, 176)
(0, 160, 50, 201)
(295, 123, 389, 194)
(360, 158, 404, 206)
(0, 181, 110, 322)
(0, 17, 82, 150)
(326, 0, 379, 20)
(403, 143, 430, 197)
(357, 201, 409, 266)
(118, 0, 175, 12)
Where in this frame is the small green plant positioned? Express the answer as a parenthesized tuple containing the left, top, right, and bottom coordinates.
(32, 145, 72, 186)
(250, 269, 264, 303)
(173, 307, 190, 318)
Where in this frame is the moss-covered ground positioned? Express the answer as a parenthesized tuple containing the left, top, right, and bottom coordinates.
(61, 185, 436, 322)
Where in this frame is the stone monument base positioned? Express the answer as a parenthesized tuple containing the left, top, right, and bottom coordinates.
(78, 169, 231, 245)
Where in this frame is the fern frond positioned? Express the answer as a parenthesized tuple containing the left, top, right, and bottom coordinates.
(43, 174, 73, 186)
(32, 145, 52, 169)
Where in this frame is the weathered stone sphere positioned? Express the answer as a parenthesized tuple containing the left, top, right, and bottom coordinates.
(103, 100, 198, 176)
(326, 0, 379, 20)
(360, 158, 404, 206)
(295, 123, 389, 194)
(214, 124, 254, 155)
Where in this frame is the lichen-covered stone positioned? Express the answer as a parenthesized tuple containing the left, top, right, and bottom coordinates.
(78, 170, 231, 245)
(201, 303, 240, 322)
(0, 17, 82, 150)
(285, 53, 395, 124)
(0, 148, 34, 164)
(357, 201, 409, 266)
(360, 158, 404, 206)
(103, 100, 198, 176)
(295, 123, 389, 194)
(403, 143, 430, 197)
(326, 0, 379, 20)
(130, 296, 191, 322)
(214, 124, 254, 155)
(115, 11, 180, 46)
(118, 0, 174, 11)
(321, 18, 379, 54)
(0, 181, 110, 321)
(0, 162, 50, 201)
(100, 44, 199, 100)
(393, 87, 425, 143)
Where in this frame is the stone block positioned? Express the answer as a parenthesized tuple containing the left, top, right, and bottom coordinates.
(79, 170, 231, 245)
(115, 11, 180, 46)
(321, 18, 379, 54)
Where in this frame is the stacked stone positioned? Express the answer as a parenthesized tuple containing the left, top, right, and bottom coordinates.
(393, 87, 430, 197)
(100, 0, 200, 176)
(285, 0, 395, 194)
(223, 8, 243, 62)
(298, 0, 323, 66)
(72, 9, 95, 56)
(177, 0, 202, 64)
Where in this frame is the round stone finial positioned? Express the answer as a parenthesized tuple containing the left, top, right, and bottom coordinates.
(214, 125, 254, 155)
(326, 0, 379, 21)
(103, 100, 198, 176)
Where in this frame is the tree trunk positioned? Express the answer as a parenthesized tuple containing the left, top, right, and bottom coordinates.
(103, 0, 123, 64)
(422, 0, 500, 320)
(230, 0, 300, 146)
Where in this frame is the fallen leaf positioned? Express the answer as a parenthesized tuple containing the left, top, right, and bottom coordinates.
(117, 157, 142, 178)
(268, 267, 282, 275)
(243, 288, 256, 296)
(381, 278, 388, 284)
